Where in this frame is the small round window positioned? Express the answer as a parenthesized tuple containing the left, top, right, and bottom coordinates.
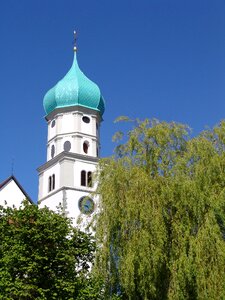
(51, 120, 56, 128)
(64, 141, 71, 152)
(82, 116, 90, 124)
(51, 145, 55, 158)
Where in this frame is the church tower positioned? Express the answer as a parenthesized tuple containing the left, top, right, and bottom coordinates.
(37, 35, 105, 226)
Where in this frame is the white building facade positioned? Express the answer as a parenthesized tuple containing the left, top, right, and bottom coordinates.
(0, 176, 33, 208)
(37, 47, 105, 227)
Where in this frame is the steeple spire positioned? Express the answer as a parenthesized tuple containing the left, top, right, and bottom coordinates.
(43, 34, 105, 116)
(38, 36, 105, 227)
(73, 30, 77, 52)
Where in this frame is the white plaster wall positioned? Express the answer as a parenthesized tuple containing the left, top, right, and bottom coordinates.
(48, 136, 73, 159)
(73, 136, 81, 154)
(74, 111, 82, 132)
(60, 158, 74, 187)
(39, 190, 63, 212)
(66, 190, 87, 220)
(61, 113, 74, 134)
(0, 180, 27, 208)
(55, 137, 63, 157)
(50, 135, 96, 157)
(39, 108, 101, 229)
(38, 173, 44, 199)
(48, 119, 57, 141)
(47, 111, 100, 160)
(48, 115, 64, 142)
(39, 158, 98, 202)
(48, 111, 100, 140)
(47, 144, 50, 161)
(80, 114, 93, 135)
(39, 188, 99, 230)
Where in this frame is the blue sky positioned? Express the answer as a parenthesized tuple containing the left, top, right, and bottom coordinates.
(0, 0, 225, 202)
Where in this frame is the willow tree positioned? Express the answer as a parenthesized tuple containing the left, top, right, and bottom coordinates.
(95, 118, 225, 300)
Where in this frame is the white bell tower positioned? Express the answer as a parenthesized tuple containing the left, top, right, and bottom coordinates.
(37, 34, 105, 227)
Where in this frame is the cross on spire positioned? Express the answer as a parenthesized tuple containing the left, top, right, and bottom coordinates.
(73, 30, 77, 52)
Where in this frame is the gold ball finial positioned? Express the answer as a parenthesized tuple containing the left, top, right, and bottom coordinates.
(73, 30, 77, 52)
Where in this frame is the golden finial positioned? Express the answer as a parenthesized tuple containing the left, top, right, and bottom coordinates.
(73, 30, 77, 52)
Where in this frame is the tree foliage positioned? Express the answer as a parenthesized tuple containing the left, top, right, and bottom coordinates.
(95, 118, 225, 299)
(0, 202, 97, 300)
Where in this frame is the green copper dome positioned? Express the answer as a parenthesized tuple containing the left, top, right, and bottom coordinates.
(43, 52, 105, 116)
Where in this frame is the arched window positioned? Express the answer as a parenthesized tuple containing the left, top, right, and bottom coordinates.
(52, 174, 55, 190)
(87, 172, 92, 187)
(51, 145, 55, 158)
(48, 176, 52, 192)
(80, 171, 93, 187)
(81, 171, 86, 186)
(51, 120, 56, 128)
(64, 141, 71, 152)
(48, 174, 55, 192)
(83, 142, 89, 154)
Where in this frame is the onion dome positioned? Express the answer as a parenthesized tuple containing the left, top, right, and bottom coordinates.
(43, 52, 105, 116)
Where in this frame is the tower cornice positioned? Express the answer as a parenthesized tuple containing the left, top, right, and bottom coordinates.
(45, 105, 103, 122)
(37, 151, 99, 174)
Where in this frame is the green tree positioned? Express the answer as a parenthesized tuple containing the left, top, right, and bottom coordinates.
(0, 202, 97, 300)
(95, 118, 225, 300)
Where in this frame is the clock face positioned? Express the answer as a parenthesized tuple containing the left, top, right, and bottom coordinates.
(78, 197, 95, 214)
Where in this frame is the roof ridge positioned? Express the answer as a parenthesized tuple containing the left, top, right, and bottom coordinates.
(0, 175, 34, 204)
